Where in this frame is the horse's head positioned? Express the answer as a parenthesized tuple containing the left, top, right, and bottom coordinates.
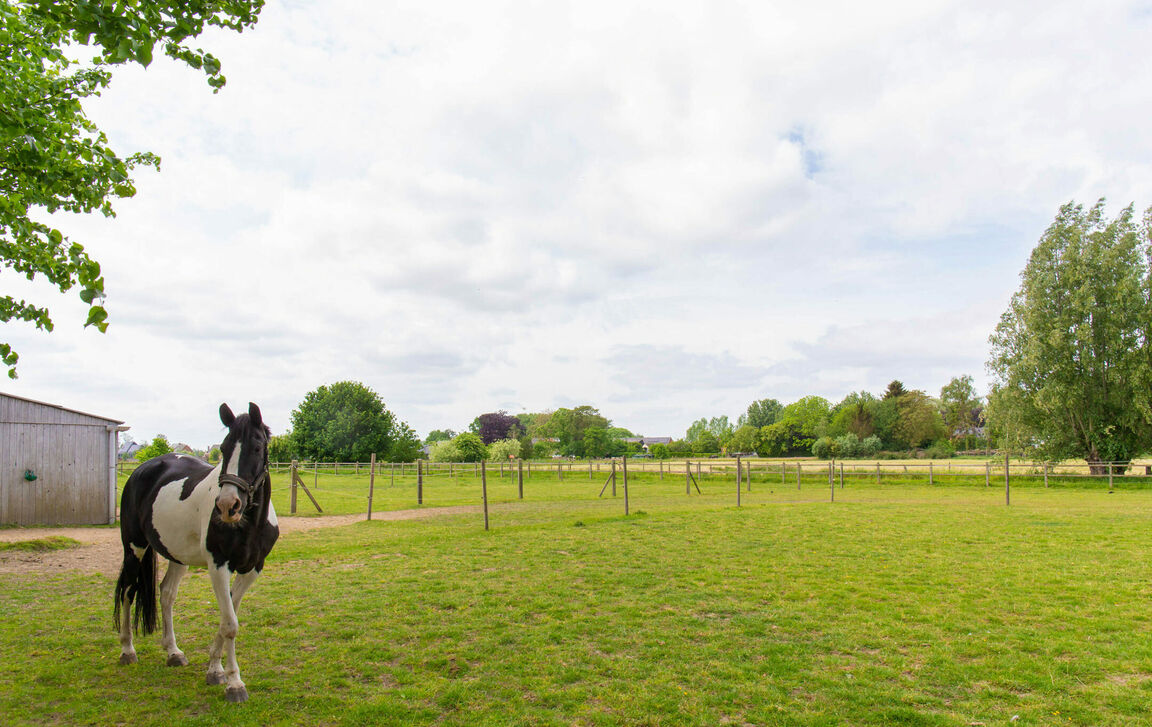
(216, 402, 271, 525)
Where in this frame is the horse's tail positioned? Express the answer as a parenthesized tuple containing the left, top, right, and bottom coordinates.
(113, 545, 157, 635)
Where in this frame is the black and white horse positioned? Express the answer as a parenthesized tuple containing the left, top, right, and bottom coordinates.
(114, 402, 278, 703)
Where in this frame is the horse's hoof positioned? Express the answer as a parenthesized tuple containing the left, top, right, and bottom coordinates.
(206, 672, 226, 686)
(119, 653, 137, 665)
(225, 686, 249, 703)
(166, 653, 189, 667)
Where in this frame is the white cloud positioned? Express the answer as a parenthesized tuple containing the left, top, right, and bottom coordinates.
(5, 0, 1151, 445)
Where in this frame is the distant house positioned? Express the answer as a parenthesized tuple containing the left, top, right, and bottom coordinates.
(622, 437, 673, 452)
(173, 443, 195, 455)
(118, 440, 143, 460)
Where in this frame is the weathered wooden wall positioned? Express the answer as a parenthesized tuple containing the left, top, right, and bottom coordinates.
(1, 395, 120, 525)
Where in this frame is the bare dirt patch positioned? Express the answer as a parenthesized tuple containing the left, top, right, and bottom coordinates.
(0, 505, 479, 577)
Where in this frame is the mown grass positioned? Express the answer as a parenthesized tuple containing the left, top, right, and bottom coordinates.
(6, 484, 1152, 725)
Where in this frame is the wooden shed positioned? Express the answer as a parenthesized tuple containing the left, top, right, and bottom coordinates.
(1, 393, 126, 525)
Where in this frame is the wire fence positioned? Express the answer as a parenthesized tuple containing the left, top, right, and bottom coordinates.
(113, 455, 1152, 532)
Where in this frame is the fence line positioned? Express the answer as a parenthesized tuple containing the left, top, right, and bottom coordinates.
(112, 454, 1152, 533)
(117, 456, 1152, 481)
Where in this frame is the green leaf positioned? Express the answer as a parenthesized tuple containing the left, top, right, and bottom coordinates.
(84, 306, 108, 332)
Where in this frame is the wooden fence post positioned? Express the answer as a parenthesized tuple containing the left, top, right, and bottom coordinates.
(367, 453, 376, 521)
(985, 460, 990, 487)
(736, 455, 742, 493)
(482, 461, 489, 531)
(612, 459, 617, 497)
(1005, 451, 1010, 506)
(928, 461, 933, 486)
(797, 463, 801, 490)
(623, 457, 629, 515)
(558, 460, 563, 482)
(686, 460, 691, 495)
(290, 460, 299, 514)
(781, 460, 785, 483)
(417, 459, 423, 505)
(1044, 462, 1048, 488)
(839, 462, 844, 489)
(518, 459, 524, 499)
(1109, 463, 1114, 492)
(876, 462, 880, 485)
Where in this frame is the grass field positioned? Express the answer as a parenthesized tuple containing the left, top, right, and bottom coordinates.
(4, 480, 1152, 725)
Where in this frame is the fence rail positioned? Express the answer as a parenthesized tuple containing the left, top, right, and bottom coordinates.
(110, 454, 1152, 533)
(116, 457, 1152, 480)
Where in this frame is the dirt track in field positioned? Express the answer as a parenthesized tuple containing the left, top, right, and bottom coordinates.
(0, 506, 480, 577)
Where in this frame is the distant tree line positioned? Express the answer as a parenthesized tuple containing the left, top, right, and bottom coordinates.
(425, 405, 646, 463)
(667, 375, 985, 460)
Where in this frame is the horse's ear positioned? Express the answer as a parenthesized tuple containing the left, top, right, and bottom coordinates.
(248, 402, 263, 429)
(220, 403, 236, 428)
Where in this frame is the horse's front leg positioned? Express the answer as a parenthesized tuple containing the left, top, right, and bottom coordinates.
(208, 569, 261, 662)
(206, 564, 249, 702)
(159, 562, 188, 666)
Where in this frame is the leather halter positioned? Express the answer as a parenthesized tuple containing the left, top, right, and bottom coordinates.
(218, 469, 269, 499)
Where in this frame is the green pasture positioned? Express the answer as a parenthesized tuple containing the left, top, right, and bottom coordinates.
(5, 481, 1152, 725)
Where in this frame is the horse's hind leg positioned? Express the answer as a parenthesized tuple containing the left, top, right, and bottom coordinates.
(115, 545, 146, 665)
(117, 591, 137, 665)
(159, 562, 189, 666)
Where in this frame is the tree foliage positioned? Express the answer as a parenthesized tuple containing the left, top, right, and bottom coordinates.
(1, 1, 264, 377)
(288, 381, 419, 462)
(891, 390, 946, 449)
(135, 434, 172, 461)
(580, 426, 611, 458)
(883, 380, 907, 400)
(741, 398, 782, 429)
(988, 200, 1152, 468)
(452, 432, 487, 462)
(939, 375, 981, 442)
(487, 438, 521, 462)
(828, 391, 877, 439)
(267, 434, 294, 463)
(425, 429, 456, 444)
(541, 405, 608, 456)
(727, 425, 759, 454)
(469, 411, 525, 445)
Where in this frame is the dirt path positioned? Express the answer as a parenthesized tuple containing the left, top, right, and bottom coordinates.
(0, 506, 480, 577)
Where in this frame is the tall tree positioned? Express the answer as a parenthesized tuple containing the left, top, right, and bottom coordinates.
(939, 375, 980, 442)
(742, 398, 782, 428)
(288, 381, 419, 462)
(469, 411, 525, 445)
(891, 390, 946, 449)
(425, 429, 457, 444)
(756, 396, 831, 456)
(1, 1, 264, 377)
(883, 380, 907, 400)
(542, 406, 608, 456)
(987, 200, 1152, 470)
(829, 391, 878, 438)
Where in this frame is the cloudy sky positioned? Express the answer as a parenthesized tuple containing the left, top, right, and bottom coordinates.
(5, 0, 1152, 448)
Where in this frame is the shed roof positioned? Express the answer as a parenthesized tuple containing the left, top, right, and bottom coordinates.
(0, 392, 125, 426)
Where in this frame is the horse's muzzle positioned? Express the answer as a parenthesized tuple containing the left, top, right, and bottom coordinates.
(215, 492, 244, 524)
